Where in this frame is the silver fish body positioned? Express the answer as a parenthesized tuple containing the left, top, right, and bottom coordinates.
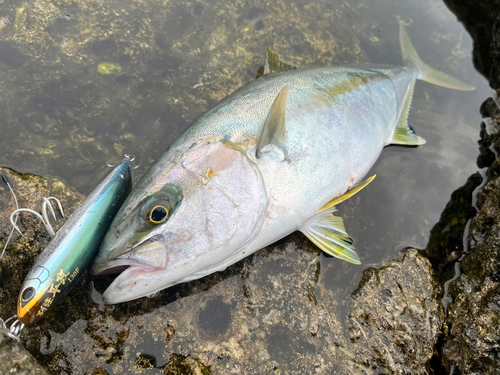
(92, 24, 473, 304)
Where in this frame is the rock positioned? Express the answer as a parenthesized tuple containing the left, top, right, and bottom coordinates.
(348, 249, 443, 373)
(440, 112, 500, 373)
(443, 0, 500, 91)
(0, 331, 48, 375)
(424, 172, 482, 275)
(11, 233, 441, 374)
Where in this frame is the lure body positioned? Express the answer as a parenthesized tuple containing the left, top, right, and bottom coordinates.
(17, 162, 131, 325)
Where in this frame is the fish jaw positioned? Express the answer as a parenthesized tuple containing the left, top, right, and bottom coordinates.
(102, 262, 178, 304)
(94, 235, 174, 303)
(93, 235, 168, 275)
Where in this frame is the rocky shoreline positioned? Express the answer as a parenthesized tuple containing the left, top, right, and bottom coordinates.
(2, 109, 500, 373)
(0, 0, 498, 373)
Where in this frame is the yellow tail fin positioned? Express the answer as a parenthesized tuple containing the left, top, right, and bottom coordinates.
(399, 22, 474, 91)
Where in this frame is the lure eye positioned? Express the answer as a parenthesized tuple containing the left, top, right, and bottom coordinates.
(150, 205, 168, 224)
(21, 287, 35, 303)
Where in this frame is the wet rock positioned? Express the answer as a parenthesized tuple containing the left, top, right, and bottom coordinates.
(348, 249, 443, 372)
(198, 297, 232, 337)
(0, 331, 48, 375)
(443, 175, 500, 373)
(443, 0, 500, 91)
(14, 235, 441, 374)
(480, 97, 500, 119)
(424, 172, 482, 276)
(440, 112, 500, 373)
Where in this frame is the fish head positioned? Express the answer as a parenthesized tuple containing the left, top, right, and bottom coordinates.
(92, 138, 267, 303)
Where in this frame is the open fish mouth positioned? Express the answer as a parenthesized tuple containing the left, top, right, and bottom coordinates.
(93, 235, 168, 275)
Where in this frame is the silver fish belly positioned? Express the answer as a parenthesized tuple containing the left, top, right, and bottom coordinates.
(92, 23, 473, 304)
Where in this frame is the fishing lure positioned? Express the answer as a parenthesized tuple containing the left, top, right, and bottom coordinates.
(2, 159, 132, 339)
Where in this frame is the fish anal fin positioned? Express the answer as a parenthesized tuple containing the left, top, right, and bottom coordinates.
(390, 81, 426, 146)
(257, 85, 289, 158)
(301, 212, 360, 264)
(318, 175, 376, 213)
(263, 47, 298, 75)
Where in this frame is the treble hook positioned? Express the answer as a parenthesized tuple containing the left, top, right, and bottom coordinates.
(107, 154, 140, 169)
(1, 316, 24, 341)
(9, 197, 65, 238)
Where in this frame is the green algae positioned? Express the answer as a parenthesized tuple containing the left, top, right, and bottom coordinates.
(97, 62, 122, 75)
(14, 3, 27, 32)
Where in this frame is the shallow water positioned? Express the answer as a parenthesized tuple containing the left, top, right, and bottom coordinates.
(0, 0, 491, 372)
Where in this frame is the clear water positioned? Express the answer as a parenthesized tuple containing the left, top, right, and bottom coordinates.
(0, 0, 490, 372)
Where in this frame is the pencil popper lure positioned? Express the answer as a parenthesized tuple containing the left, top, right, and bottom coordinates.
(1, 159, 132, 340)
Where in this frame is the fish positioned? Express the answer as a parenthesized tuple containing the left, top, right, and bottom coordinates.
(92, 23, 474, 304)
(15, 161, 131, 326)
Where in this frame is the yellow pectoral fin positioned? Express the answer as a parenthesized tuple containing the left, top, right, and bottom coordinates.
(318, 174, 376, 213)
(300, 212, 360, 264)
(300, 174, 377, 264)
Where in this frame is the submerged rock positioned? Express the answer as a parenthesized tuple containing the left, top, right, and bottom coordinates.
(0, 331, 48, 375)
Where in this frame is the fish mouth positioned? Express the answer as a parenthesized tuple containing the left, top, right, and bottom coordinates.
(92, 235, 168, 275)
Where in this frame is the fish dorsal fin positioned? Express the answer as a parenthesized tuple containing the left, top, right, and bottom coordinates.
(300, 175, 376, 264)
(318, 175, 376, 213)
(256, 85, 289, 158)
(389, 81, 426, 146)
(263, 47, 298, 75)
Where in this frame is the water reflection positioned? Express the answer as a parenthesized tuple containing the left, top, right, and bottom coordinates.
(0, 0, 491, 372)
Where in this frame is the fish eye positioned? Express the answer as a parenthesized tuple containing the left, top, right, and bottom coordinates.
(140, 186, 181, 226)
(150, 205, 168, 224)
(21, 287, 35, 303)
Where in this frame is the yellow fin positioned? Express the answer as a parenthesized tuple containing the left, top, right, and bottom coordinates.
(318, 175, 376, 213)
(257, 85, 289, 158)
(263, 47, 298, 75)
(301, 211, 360, 264)
(400, 22, 474, 91)
(390, 81, 426, 146)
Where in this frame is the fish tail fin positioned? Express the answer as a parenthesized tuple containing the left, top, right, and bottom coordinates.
(399, 21, 474, 91)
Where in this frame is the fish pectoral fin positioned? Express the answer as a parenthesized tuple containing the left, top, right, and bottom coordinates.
(389, 81, 426, 146)
(263, 47, 298, 75)
(300, 175, 377, 264)
(256, 85, 289, 158)
(300, 212, 360, 264)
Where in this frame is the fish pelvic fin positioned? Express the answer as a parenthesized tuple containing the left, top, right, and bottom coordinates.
(263, 47, 298, 75)
(257, 85, 289, 158)
(299, 175, 376, 264)
(390, 81, 426, 146)
(399, 21, 474, 91)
